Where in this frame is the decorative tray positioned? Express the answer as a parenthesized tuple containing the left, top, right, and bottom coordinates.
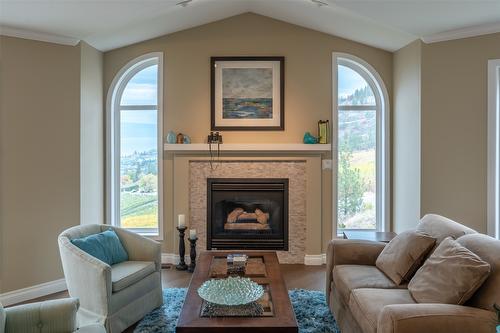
(197, 276, 264, 306)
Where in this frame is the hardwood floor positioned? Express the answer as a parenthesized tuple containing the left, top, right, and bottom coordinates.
(14, 264, 326, 332)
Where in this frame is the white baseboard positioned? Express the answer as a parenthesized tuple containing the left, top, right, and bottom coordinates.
(161, 253, 190, 265)
(0, 278, 67, 307)
(304, 254, 326, 265)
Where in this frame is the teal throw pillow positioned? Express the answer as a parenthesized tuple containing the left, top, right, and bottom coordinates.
(71, 229, 128, 265)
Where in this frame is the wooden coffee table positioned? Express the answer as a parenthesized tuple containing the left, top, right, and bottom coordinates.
(176, 251, 298, 333)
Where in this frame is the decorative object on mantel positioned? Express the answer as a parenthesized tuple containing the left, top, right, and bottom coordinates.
(166, 130, 176, 144)
(303, 132, 318, 144)
(176, 214, 188, 271)
(182, 134, 191, 144)
(318, 120, 330, 144)
(211, 56, 285, 131)
(207, 131, 222, 170)
(176, 133, 184, 144)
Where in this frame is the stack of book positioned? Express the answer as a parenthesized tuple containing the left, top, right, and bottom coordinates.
(227, 254, 248, 275)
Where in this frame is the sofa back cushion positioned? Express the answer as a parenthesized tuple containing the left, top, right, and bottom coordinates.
(376, 230, 436, 285)
(457, 234, 500, 311)
(408, 237, 490, 305)
(416, 214, 476, 244)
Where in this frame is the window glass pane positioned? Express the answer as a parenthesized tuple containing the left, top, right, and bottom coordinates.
(338, 109, 376, 229)
(119, 109, 158, 231)
(338, 65, 375, 106)
(120, 65, 158, 106)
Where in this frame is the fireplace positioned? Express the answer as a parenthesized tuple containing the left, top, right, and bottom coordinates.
(207, 178, 289, 250)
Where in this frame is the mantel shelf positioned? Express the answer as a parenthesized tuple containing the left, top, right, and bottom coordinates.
(164, 143, 331, 153)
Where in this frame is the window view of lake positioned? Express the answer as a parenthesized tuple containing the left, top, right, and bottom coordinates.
(118, 64, 159, 231)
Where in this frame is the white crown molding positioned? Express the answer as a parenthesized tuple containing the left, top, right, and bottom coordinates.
(422, 22, 500, 44)
(0, 26, 80, 46)
(0, 278, 67, 307)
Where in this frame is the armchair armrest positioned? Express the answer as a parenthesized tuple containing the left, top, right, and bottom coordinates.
(111, 227, 161, 270)
(58, 237, 112, 315)
(325, 239, 385, 303)
(378, 304, 497, 333)
(5, 298, 79, 332)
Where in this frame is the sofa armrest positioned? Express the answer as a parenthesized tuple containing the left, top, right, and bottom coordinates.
(5, 298, 79, 332)
(58, 237, 112, 315)
(111, 227, 162, 271)
(325, 239, 385, 303)
(377, 304, 497, 333)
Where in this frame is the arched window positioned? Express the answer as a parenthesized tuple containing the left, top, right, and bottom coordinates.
(107, 53, 163, 238)
(333, 53, 389, 233)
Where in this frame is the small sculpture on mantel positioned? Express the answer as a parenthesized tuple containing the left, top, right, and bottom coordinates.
(166, 130, 177, 144)
(176, 133, 184, 144)
(303, 132, 318, 144)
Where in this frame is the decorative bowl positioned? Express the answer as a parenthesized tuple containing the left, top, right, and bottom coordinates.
(197, 276, 264, 306)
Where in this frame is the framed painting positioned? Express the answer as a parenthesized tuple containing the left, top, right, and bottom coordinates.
(211, 56, 284, 131)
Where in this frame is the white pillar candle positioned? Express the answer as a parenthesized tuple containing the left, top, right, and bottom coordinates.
(178, 214, 185, 227)
(189, 229, 197, 239)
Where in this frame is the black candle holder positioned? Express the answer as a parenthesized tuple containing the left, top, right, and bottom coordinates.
(188, 237, 198, 273)
(176, 226, 188, 271)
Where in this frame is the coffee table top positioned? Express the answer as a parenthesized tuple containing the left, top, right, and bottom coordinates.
(176, 251, 298, 333)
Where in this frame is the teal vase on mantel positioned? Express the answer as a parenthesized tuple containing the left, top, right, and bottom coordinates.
(166, 131, 176, 144)
(303, 132, 318, 144)
(496, 326, 500, 333)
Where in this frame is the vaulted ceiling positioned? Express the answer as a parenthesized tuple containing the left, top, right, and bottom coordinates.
(1, 0, 500, 52)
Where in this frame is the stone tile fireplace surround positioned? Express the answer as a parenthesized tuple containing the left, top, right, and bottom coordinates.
(170, 154, 324, 264)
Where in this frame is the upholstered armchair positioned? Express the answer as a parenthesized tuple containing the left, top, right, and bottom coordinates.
(58, 225, 163, 333)
(0, 298, 106, 333)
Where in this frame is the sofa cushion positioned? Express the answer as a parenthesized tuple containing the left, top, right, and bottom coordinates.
(332, 265, 406, 305)
(457, 234, 500, 311)
(111, 261, 156, 292)
(409, 237, 491, 305)
(416, 214, 476, 244)
(349, 288, 416, 333)
(376, 230, 436, 285)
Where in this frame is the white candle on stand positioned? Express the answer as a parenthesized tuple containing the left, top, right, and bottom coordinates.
(178, 214, 185, 227)
(189, 229, 197, 239)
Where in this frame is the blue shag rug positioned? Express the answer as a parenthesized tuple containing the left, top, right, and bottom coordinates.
(134, 288, 340, 333)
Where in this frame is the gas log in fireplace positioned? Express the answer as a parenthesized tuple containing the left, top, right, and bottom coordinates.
(207, 178, 289, 250)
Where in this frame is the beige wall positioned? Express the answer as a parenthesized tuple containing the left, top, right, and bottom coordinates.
(80, 42, 104, 225)
(421, 33, 500, 233)
(392, 40, 422, 232)
(103, 13, 393, 253)
(0, 36, 81, 292)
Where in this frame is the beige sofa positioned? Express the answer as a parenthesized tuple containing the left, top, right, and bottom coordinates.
(326, 214, 499, 333)
(58, 225, 163, 333)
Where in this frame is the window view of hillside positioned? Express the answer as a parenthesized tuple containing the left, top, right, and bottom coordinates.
(338, 65, 377, 230)
(119, 65, 159, 230)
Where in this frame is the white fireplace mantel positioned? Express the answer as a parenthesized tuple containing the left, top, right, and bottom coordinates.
(164, 143, 331, 153)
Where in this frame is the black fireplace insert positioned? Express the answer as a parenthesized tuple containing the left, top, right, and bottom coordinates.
(207, 178, 289, 250)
